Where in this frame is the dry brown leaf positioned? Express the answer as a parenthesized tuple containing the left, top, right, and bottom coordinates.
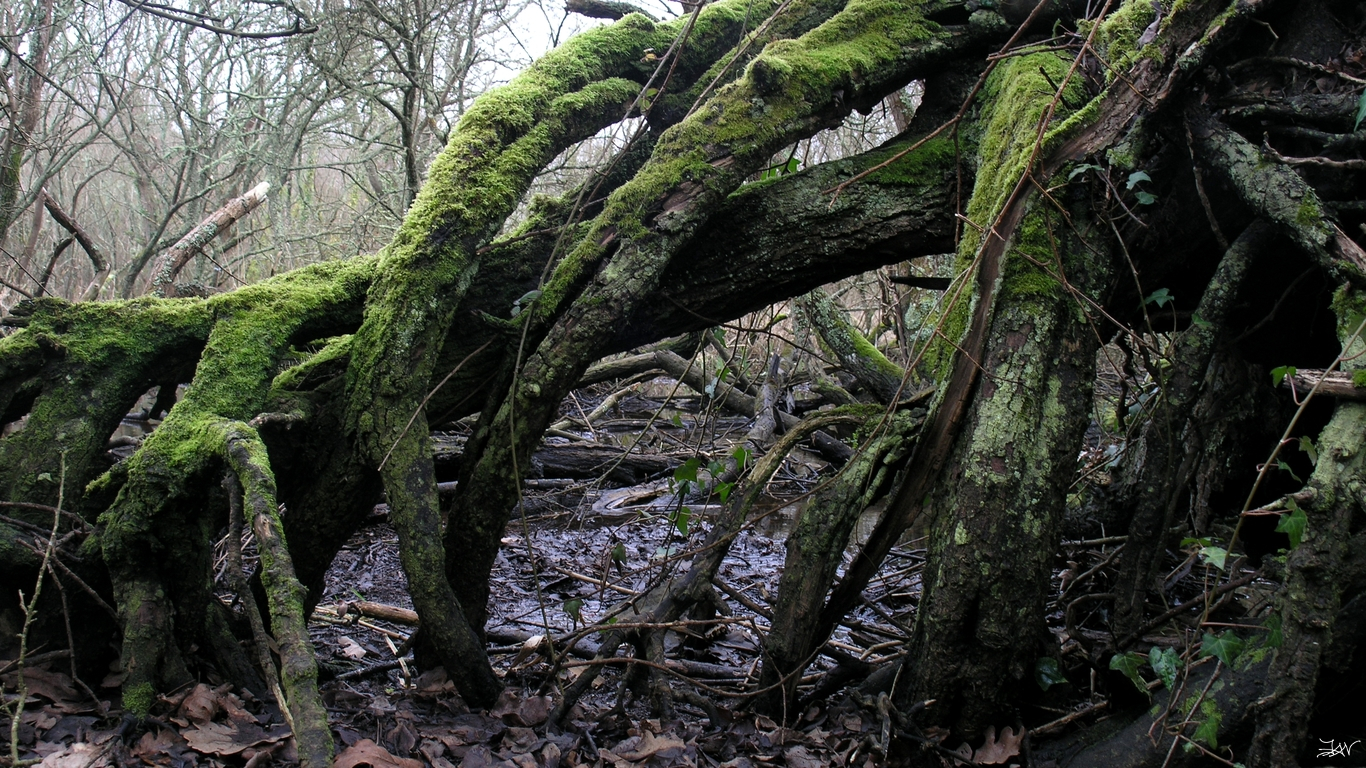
(515, 695, 552, 727)
(615, 731, 686, 762)
(130, 728, 187, 764)
(972, 725, 1024, 765)
(5, 668, 81, 708)
(333, 738, 423, 768)
(178, 683, 221, 724)
(339, 636, 368, 660)
(182, 722, 250, 756)
(783, 745, 824, 768)
(37, 742, 110, 768)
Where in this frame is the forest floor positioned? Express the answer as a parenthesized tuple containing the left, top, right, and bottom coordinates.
(2, 372, 1274, 768)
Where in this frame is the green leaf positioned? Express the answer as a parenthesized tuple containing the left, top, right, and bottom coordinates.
(35, 472, 52, 483)
(1068, 163, 1104, 180)
(1134, 190, 1158, 205)
(674, 458, 701, 484)
(1198, 546, 1228, 571)
(733, 446, 752, 469)
(1181, 536, 1212, 548)
(563, 598, 583, 623)
(785, 157, 800, 174)
(1275, 498, 1308, 549)
(1148, 647, 1180, 690)
(1191, 314, 1212, 330)
(716, 481, 735, 503)
(611, 542, 628, 565)
(708, 460, 726, 478)
(1144, 287, 1173, 307)
(1263, 613, 1283, 649)
(510, 289, 542, 318)
(1298, 436, 1318, 466)
(1191, 699, 1223, 749)
(1275, 459, 1302, 482)
(1355, 90, 1366, 132)
(670, 506, 692, 535)
(1035, 657, 1067, 691)
(1270, 365, 1297, 387)
(670, 412, 684, 428)
(1126, 170, 1152, 189)
(1109, 651, 1148, 694)
(1200, 631, 1246, 667)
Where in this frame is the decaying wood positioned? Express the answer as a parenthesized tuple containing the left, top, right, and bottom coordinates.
(1281, 368, 1366, 401)
(148, 182, 270, 297)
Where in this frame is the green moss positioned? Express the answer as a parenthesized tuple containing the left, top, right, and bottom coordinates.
(1091, 0, 1167, 76)
(921, 51, 1083, 376)
(866, 135, 959, 185)
(122, 681, 156, 717)
(1296, 197, 1322, 228)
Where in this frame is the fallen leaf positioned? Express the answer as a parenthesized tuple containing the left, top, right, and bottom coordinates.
(616, 731, 686, 761)
(783, 745, 824, 768)
(334, 738, 423, 768)
(182, 722, 250, 756)
(973, 725, 1024, 765)
(4, 668, 81, 710)
(130, 729, 188, 764)
(339, 636, 368, 660)
(514, 696, 552, 727)
(178, 683, 221, 724)
(37, 742, 111, 768)
(181, 719, 288, 757)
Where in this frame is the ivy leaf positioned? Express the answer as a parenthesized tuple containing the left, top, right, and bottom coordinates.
(1181, 536, 1212, 548)
(1109, 651, 1148, 694)
(1298, 436, 1318, 466)
(1275, 459, 1302, 482)
(611, 542, 628, 565)
(1191, 314, 1212, 330)
(670, 506, 692, 535)
(1035, 657, 1067, 691)
(1264, 613, 1283, 649)
(1148, 647, 1180, 690)
(1068, 163, 1104, 180)
(1270, 365, 1297, 387)
(1276, 498, 1308, 550)
(1190, 700, 1223, 750)
(785, 157, 800, 174)
(1126, 170, 1152, 189)
(563, 598, 583, 623)
(1200, 631, 1246, 667)
(1198, 546, 1228, 571)
(674, 458, 701, 484)
(1134, 190, 1158, 205)
(1144, 287, 1173, 308)
(716, 481, 735, 503)
(510, 289, 541, 318)
(670, 412, 684, 428)
(1356, 90, 1366, 132)
(733, 446, 752, 469)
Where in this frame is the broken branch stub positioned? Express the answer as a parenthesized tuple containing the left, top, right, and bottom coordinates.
(148, 182, 270, 297)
